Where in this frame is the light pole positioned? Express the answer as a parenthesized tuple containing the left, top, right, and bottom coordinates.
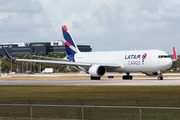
(11, 55, 12, 75)
(0, 59, 1, 76)
(40, 56, 42, 74)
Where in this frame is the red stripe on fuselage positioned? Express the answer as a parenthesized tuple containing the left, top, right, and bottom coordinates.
(65, 41, 71, 47)
(62, 25, 68, 31)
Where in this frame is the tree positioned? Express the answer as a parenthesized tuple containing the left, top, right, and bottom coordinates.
(59, 52, 66, 58)
(39, 52, 45, 56)
(2, 56, 9, 62)
(16, 54, 24, 73)
(31, 53, 36, 72)
(1, 60, 10, 73)
(170, 55, 180, 72)
(23, 54, 30, 71)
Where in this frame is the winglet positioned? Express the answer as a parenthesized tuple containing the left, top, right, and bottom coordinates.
(172, 47, 177, 61)
(1, 46, 13, 59)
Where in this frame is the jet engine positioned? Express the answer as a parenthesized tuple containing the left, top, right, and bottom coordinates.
(144, 72, 160, 76)
(88, 65, 106, 77)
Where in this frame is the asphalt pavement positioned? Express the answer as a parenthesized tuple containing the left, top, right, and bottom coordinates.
(0, 78, 180, 86)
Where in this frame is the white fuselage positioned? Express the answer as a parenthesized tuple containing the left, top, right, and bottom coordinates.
(74, 50, 172, 73)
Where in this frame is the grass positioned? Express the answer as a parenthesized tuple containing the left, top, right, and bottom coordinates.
(0, 86, 180, 119)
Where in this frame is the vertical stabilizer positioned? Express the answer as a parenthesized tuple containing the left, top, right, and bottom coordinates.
(62, 24, 80, 56)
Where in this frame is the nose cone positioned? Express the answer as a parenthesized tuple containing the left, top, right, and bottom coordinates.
(161, 58, 172, 70)
(167, 59, 172, 68)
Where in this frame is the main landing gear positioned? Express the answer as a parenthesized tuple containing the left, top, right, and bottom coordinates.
(123, 73, 133, 80)
(91, 76, 101, 80)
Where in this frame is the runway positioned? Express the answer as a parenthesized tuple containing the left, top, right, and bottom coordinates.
(0, 78, 180, 85)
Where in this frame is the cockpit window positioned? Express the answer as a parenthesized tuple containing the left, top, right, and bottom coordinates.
(158, 55, 170, 58)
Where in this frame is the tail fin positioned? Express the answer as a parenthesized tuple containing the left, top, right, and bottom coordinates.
(62, 24, 80, 56)
(172, 47, 177, 61)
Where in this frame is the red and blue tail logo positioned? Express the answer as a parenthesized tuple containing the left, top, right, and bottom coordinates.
(142, 53, 147, 64)
(62, 25, 79, 56)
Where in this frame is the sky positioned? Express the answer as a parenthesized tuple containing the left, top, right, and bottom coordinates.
(0, 0, 180, 54)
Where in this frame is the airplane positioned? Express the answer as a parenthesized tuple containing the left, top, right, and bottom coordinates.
(2, 24, 177, 80)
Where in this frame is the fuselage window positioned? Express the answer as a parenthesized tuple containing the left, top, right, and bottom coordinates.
(158, 55, 170, 58)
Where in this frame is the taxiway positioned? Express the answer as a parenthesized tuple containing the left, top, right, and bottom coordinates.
(0, 78, 180, 86)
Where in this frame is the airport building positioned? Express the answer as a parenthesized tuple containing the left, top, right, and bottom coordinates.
(0, 40, 92, 57)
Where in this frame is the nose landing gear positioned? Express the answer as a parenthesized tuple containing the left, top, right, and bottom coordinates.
(158, 72, 163, 80)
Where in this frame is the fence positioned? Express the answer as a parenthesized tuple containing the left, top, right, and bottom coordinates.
(0, 104, 180, 120)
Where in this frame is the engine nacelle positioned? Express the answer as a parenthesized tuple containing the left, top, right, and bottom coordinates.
(88, 65, 106, 77)
(144, 72, 160, 76)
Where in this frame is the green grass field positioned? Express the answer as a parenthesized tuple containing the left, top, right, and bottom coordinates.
(0, 85, 180, 120)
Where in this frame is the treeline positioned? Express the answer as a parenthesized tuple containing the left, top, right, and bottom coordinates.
(0, 52, 78, 73)
(171, 55, 180, 72)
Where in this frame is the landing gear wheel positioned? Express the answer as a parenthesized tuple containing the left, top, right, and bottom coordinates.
(158, 71, 163, 80)
(91, 76, 101, 80)
(158, 76, 163, 80)
(123, 73, 133, 80)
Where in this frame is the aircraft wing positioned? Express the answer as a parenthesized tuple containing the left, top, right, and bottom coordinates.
(32, 56, 69, 61)
(16, 59, 91, 67)
(16, 59, 121, 68)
